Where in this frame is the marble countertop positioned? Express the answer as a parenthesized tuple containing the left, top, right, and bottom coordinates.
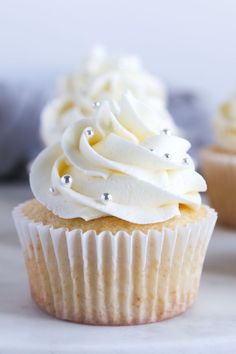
(0, 183, 236, 354)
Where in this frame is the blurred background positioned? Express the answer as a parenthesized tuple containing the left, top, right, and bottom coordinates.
(1, 0, 236, 179)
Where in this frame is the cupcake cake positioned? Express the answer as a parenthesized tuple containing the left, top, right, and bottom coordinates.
(40, 47, 177, 146)
(201, 93, 236, 227)
(13, 93, 216, 325)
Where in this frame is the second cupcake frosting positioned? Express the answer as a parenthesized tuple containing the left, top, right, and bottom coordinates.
(31, 93, 206, 224)
(60, 46, 166, 104)
(40, 47, 170, 146)
(213, 94, 236, 152)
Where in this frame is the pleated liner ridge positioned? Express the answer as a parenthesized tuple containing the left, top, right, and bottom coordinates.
(13, 204, 217, 325)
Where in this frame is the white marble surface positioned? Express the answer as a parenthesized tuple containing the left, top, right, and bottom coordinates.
(0, 183, 236, 354)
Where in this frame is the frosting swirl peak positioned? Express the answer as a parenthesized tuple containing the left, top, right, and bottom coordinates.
(31, 93, 206, 224)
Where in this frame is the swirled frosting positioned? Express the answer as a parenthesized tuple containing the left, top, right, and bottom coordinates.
(40, 47, 172, 146)
(32, 93, 206, 224)
(60, 46, 166, 104)
(213, 94, 236, 152)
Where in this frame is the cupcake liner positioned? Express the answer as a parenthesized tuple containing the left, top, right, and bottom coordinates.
(201, 147, 236, 228)
(13, 203, 216, 325)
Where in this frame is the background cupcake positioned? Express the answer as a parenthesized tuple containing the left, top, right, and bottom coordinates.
(13, 93, 216, 325)
(59, 46, 167, 104)
(40, 47, 178, 147)
(201, 93, 236, 227)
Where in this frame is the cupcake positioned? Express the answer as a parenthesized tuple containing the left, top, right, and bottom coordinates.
(40, 46, 177, 146)
(13, 93, 216, 325)
(201, 93, 236, 227)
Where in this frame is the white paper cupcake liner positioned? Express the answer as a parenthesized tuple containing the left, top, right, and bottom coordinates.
(13, 203, 217, 325)
(201, 147, 236, 227)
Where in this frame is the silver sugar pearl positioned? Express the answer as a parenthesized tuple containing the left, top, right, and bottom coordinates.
(101, 192, 112, 203)
(60, 175, 73, 188)
(92, 101, 101, 109)
(183, 157, 190, 165)
(164, 153, 171, 159)
(49, 186, 57, 195)
(149, 148, 154, 152)
(161, 128, 171, 136)
(85, 128, 94, 138)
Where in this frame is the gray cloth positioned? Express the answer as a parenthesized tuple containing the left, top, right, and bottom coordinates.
(168, 90, 213, 160)
(0, 83, 48, 179)
(0, 83, 212, 180)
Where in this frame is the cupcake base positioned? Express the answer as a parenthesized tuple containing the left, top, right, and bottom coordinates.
(13, 200, 217, 325)
(201, 146, 236, 228)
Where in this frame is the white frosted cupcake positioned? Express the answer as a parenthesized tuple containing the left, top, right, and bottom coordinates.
(40, 47, 176, 146)
(13, 93, 216, 325)
(201, 93, 236, 227)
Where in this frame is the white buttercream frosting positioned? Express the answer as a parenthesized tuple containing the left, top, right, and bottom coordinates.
(213, 94, 236, 152)
(32, 93, 206, 224)
(40, 47, 174, 146)
(60, 46, 166, 104)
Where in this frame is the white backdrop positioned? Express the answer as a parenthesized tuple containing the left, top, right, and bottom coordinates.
(1, 0, 236, 108)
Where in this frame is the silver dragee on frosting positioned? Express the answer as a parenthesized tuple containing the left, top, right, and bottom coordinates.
(31, 93, 206, 224)
(40, 46, 173, 146)
(213, 93, 236, 152)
